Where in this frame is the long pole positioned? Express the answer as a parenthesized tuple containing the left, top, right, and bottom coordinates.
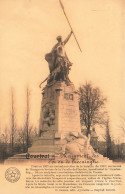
(59, 0, 82, 52)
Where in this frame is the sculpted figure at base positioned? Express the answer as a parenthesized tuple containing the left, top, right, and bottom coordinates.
(45, 31, 73, 84)
(55, 132, 111, 163)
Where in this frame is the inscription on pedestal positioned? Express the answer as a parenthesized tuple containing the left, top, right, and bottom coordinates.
(64, 93, 73, 100)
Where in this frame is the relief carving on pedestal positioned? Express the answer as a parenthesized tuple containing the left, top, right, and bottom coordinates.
(42, 102, 55, 127)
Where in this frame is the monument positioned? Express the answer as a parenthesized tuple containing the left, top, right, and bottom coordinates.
(28, 31, 81, 154)
(28, 1, 111, 163)
(28, 29, 110, 163)
(5, 0, 111, 163)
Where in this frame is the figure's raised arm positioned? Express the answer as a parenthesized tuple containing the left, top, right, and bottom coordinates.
(63, 31, 73, 45)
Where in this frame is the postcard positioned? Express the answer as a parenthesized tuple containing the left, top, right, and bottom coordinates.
(0, 0, 125, 193)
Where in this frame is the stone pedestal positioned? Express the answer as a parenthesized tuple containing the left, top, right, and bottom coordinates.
(29, 81, 81, 153)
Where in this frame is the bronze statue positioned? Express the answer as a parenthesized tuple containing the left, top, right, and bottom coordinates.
(45, 31, 73, 84)
(39, 0, 82, 88)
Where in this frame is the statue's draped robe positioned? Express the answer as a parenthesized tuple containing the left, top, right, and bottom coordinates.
(45, 32, 72, 83)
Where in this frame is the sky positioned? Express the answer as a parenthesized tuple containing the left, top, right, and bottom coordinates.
(0, 0, 125, 142)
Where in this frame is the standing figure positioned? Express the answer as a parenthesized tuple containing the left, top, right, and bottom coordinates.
(45, 31, 73, 83)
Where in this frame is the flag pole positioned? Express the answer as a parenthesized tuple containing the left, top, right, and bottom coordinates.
(59, 0, 82, 52)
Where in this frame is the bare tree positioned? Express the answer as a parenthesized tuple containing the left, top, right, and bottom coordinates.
(119, 116, 125, 135)
(10, 88, 16, 153)
(33, 126, 39, 137)
(105, 119, 112, 158)
(17, 127, 26, 152)
(1, 127, 10, 144)
(17, 125, 38, 153)
(116, 116, 125, 159)
(25, 87, 31, 151)
(79, 82, 107, 136)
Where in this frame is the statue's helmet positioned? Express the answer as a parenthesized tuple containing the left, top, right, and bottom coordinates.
(57, 35, 62, 41)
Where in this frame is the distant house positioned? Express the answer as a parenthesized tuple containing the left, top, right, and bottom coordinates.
(89, 128, 108, 157)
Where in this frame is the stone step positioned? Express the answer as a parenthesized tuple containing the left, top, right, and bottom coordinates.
(10, 153, 27, 158)
(4, 152, 54, 164)
(28, 145, 61, 152)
